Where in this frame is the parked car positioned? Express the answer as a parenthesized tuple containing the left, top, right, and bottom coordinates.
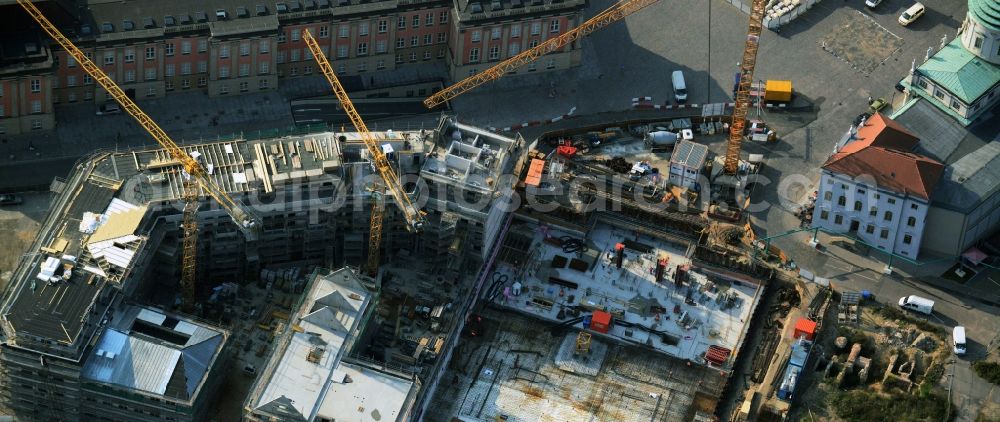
(898, 295, 934, 315)
(952, 326, 967, 355)
(96, 102, 121, 115)
(865, 0, 883, 8)
(0, 194, 23, 206)
(868, 97, 888, 114)
(898, 2, 926, 26)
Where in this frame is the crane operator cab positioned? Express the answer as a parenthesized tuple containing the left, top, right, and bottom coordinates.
(672, 71, 688, 104)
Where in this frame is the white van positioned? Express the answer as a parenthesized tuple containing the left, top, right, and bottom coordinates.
(898, 295, 934, 315)
(672, 71, 688, 103)
(953, 326, 967, 355)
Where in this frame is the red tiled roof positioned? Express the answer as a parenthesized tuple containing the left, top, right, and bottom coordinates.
(823, 113, 944, 201)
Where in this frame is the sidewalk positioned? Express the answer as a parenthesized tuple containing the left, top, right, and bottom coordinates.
(770, 231, 1000, 308)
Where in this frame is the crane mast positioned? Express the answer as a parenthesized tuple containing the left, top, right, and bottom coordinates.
(17, 0, 260, 311)
(302, 29, 426, 276)
(724, 0, 768, 174)
(422, 0, 661, 109)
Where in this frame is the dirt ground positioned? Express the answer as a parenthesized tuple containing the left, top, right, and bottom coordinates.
(819, 11, 904, 76)
(0, 192, 52, 291)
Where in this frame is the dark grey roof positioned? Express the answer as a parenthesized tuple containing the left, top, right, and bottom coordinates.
(933, 141, 1000, 212)
(892, 99, 973, 164)
(455, 0, 586, 22)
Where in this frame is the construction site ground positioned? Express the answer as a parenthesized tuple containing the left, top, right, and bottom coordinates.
(425, 307, 728, 421)
(0, 192, 50, 291)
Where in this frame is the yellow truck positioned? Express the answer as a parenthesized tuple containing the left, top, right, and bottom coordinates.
(749, 80, 793, 102)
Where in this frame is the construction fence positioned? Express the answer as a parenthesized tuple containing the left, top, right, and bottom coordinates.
(726, 0, 823, 29)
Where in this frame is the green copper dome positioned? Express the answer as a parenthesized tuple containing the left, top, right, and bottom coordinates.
(970, 0, 1000, 31)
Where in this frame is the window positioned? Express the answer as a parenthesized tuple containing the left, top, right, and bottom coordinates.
(471, 31, 481, 42)
(819, 210, 829, 220)
(165, 43, 175, 56)
(853, 201, 862, 211)
(359, 22, 369, 36)
(304, 48, 312, 60)
(440, 11, 448, 23)
(489, 45, 499, 60)
(950, 99, 961, 110)
(220, 66, 230, 78)
(145, 46, 155, 60)
(67, 75, 77, 87)
(934, 89, 944, 99)
(887, 198, 896, 204)
(491, 27, 501, 40)
(903, 234, 912, 244)
(531, 22, 541, 35)
(917, 79, 928, 89)
(469, 48, 480, 62)
(290, 67, 298, 76)
(426, 12, 434, 25)
(166, 80, 174, 90)
(125, 49, 136, 62)
(910, 203, 918, 210)
(884, 211, 893, 221)
(104, 53, 115, 65)
(291, 50, 300, 61)
(423, 50, 431, 60)
(84, 74, 93, 85)
(376, 40, 387, 53)
(291, 29, 301, 41)
(529, 39, 539, 49)
(67, 56, 76, 67)
(239, 63, 250, 77)
(31, 100, 41, 114)
(182, 41, 192, 54)
(424, 34, 432, 45)
(837, 196, 845, 206)
(378, 20, 387, 33)
(865, 225, 874, 234)
(124, 70, 136, 82)
(546, 59, 555, 69)
(166, 64, 175, 77)
(178, 63, 191, 75)
(397, 38, 405, 48)
(377, 59, 385, 70)
(304, 65, 313, 74)
(511, 25, 521, 38)
(907, 216, 916, 227)
(355, 63, 365, 72)
(438, 48, 446, 58)
(31, 120, 42, 130)
(438, 32, 447, 43)
(219, 84, 229, 95)
(550, 19, 560, 32)
(240, 43, 250, 56)
(509, 43, 520, 56)
(84, 90, 93, 99)
(145, 68, 156, 80)
(259, 78, 269, 89)
(337, 63, 346, 74)
(396, 53, 403, 63)
(198, 61, 207, 73)
(146, 86, 156, 97)
(198, 77, 207, 87)
(220, 45, 230, 58)
(410, 52, 417, 61)
(240, 81, 249, 92)
(277, 51, 286, 63)
(337, 45, 348, 58)
(869, 207, 877, 217)
(412, 15, 420, 27)
(974, 37, 983, 49)
(880, 229, 889, 239)
(468, 68, 477, 76)
(260, 40, 270, 53)
(398, 16, 406, 29)
(357, 43, 368, 55)
(319, 25, 330, 38)
(198, 40, 208, 52)
(834, 215, 843, 224)
(277, 33, 287, 43)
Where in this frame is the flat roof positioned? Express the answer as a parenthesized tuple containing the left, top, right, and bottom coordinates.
(495, 223, 762, 366)
(250, 268, 373, 420)
(423, 120, 517, 192)
(315, 361, 415, 421)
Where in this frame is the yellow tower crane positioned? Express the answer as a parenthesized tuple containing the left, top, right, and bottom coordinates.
(17, 0, 261, 311)
(302, 29, 426, 277)
(724, 0, 768, 174)
(422, 0, 661, 109)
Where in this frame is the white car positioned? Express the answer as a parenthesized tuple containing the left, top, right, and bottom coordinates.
(898, 2, 926, 26)
(865, 0, 883, 8)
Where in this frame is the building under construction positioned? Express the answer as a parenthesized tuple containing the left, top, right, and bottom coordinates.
(0, 107, 771, 421)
